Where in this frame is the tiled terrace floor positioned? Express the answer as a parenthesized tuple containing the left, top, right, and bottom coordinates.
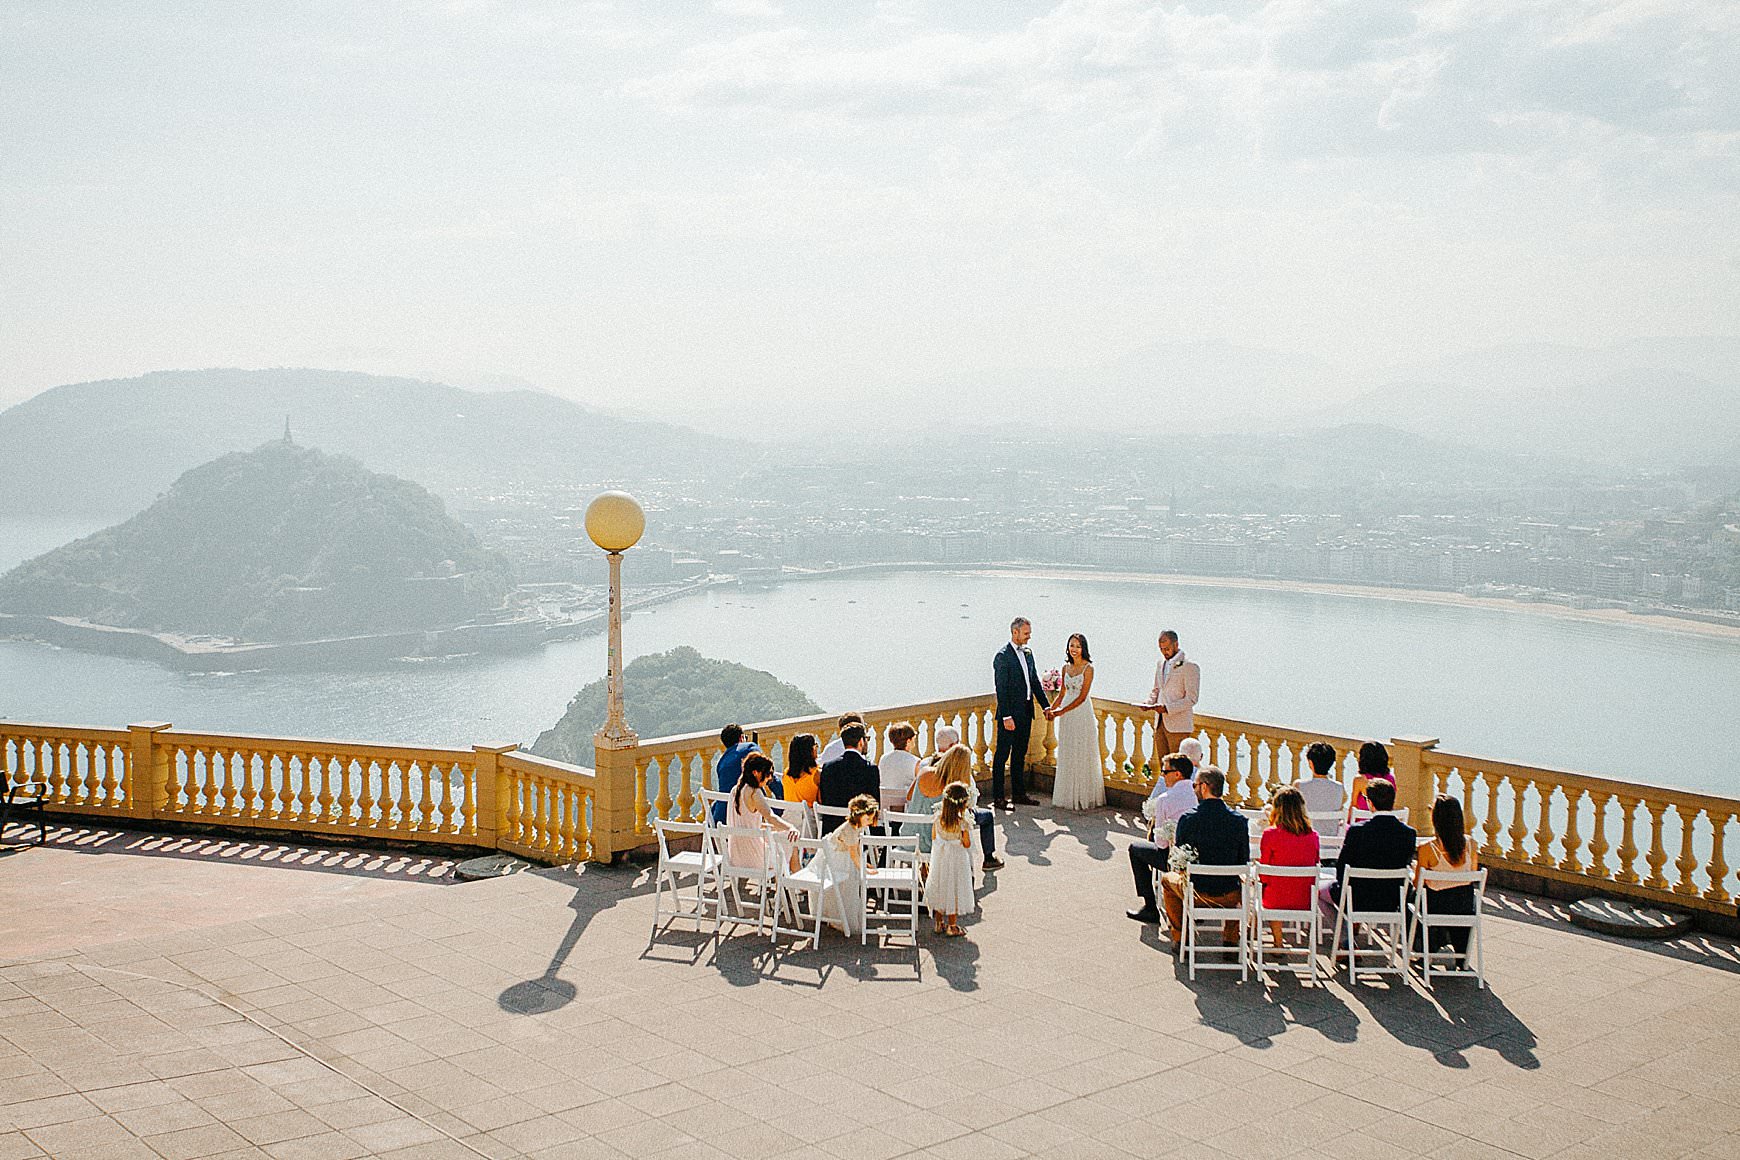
(4, 809, 1740, 1160)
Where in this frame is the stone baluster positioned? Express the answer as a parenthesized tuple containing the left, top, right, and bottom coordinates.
(575, 789, 593, 861)
(1615, 795, 1642, 884)
(1673, 805, 1701, 897)
(556, 784, 578, 861)
(1531, 783, 1556, 867)
(274, 754, 295, 817)
(633, 758, 651, 833)
(677, 750, 696, 823)
(504, 767, 524, 845)
(1704, 811, 1732, 905)
(1481, 773, 1504, 857)
(1266, 741, 1283, 801)
(391, 756, 413, 830)
(1558, 787, 1585, 873)
(655, 754, 674, 824)
(1109, 711, 1129, 781)
(1127, 711, 1148, 784)
(218, 748, 238, 816)
(47, 739, 68, 803)
(1643, 801, 1670, 890)
(1507, 776, 1531, 861)
(1587, 791, 1613, 879)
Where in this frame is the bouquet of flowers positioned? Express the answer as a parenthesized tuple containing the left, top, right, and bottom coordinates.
(1040, 668, 1063, 696)
(1157, 819, 1178, 848)
(1167, 842, 1197, 873)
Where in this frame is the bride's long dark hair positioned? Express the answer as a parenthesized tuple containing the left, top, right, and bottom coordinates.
(1063, 633, 1092, 664)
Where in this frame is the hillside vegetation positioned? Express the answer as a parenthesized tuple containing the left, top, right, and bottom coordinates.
(531, 646, 821, 767)
(0, 440, 512, 641)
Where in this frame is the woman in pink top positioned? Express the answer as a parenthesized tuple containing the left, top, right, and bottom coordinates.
(726, 754, 800, 871)
(1258, 785, 1320, 947)
(1348, 740, 1395, 814)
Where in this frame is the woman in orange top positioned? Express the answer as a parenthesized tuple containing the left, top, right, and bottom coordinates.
(783, 733, 821, 806)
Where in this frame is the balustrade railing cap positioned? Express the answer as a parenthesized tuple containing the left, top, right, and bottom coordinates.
(127, 721, 173, 731)
(473, 743, 521, 754)
(1391, 735, 1440, 747)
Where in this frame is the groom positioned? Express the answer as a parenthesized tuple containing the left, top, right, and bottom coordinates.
(992, 617, 1050, 809)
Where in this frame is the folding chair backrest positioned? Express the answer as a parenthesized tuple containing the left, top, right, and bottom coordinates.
(654, 817, 706, 860)
(1417, 867, 1487, 912)
(714, 824, 773, 871)
(699, 789, 731, 823)
(1349, 807, 1410, 826)
(1309, 810, 1345, 837)
(1185, 863, 1250, 902)
(1341, 866, 1411, 915)
(813, 803, 849, 830)
(863, 834, 920, 860)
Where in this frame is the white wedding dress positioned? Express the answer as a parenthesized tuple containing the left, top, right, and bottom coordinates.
(1050, 669, 1105, 810)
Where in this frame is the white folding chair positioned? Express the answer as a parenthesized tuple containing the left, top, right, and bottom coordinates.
(812, 803, 848, 832)
(1248, 863, 1321, 982)
(1328, 867, 1412, 982)
(883, 808, 935, 846)
(713, 824, 780, 933)
(698, 788, 731, 827)
(1309, 811, 1346, 861)
(862, 834, 923, 945)
(651, 819, 720, 935)
(1238, 810, 1267, 861)
(1407, 868, 1488, 989)
(764, 797, 814, 837)
(1181, 863, 1251, 981)
(1347, 806, 1410, 827)
(769, 837, 848, 949)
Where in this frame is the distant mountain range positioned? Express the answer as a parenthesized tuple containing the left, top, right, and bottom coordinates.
(0, 368, 737, 518)
(1313, 338, 1740, 465)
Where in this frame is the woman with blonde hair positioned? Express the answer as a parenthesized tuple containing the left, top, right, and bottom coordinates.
(905, 743, 1002, 869)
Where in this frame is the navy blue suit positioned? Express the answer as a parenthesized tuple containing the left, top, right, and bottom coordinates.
(992, 642, 1049, 803)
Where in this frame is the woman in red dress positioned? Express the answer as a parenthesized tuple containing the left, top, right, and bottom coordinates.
(1258, 785, 1320, 947)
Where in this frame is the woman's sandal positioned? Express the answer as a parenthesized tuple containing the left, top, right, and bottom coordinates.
(946, 923, 964, 937)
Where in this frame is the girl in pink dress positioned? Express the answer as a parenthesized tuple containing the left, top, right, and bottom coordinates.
(1258, 785, 1320, 947)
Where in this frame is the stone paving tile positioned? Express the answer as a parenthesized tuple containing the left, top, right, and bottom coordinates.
(6, 808, 1740, 1158)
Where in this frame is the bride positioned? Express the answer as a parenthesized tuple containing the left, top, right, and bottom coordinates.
(1046, 633, 1105, 810)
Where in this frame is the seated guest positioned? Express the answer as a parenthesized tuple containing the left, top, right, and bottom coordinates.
(1126, 752, 1197, 922)
(1320, 778, 1416, 918)
(1294, 741, 1347, 819)
(1141, 737, 1203, 820)
(1413, 794, 1481, 964)
(783, 733, 821, 806)
(819, 712, 865, 766)
(818, 723, 879, 832)
(1348, 740, 1395, 817)
(1257, 785, 1320, 946)
(1158, 767, 1250, 945)
(908, 743, 1003, 871)
(712, 724, 759, 824)
(878, 721, 921, 818)
(726, 754, 800, 871)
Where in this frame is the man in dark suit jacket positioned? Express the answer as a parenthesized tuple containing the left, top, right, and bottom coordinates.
(992, 617, 1050, 808)
(818, 723, 879, 833)
(1322, 778, 1417, 915)
(1157, 767, 1249, 943)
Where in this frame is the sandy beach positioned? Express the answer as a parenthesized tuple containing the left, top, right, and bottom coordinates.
(948, 566, 1740, 646)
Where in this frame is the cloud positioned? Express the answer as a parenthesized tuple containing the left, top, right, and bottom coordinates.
(713, 0, 783, 18)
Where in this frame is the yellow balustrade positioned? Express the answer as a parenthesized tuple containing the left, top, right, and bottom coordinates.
(7, 704, 1738, 915)
(1423, 749, 1740, 916)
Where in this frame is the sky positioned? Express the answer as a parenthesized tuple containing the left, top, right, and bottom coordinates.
(2, 0, 1738, 431)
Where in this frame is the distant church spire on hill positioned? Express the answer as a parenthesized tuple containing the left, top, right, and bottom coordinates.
(283, 415, 293, 445)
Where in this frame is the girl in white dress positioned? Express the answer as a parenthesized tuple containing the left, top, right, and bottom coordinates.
(816, 794, 878, 937)
(1046, 633, 1106, 810)
(924, 783, 975, 936)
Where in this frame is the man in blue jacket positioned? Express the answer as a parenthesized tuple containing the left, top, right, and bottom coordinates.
(1158, 767, 1250, 945)
(711, 724, 759, 823)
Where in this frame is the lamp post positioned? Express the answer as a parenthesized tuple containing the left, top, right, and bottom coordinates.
(585, 491, 645, 750)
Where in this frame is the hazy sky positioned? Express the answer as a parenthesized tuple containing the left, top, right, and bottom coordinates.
(3, 0, 1737, 426)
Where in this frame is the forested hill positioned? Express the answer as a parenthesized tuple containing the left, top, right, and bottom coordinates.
(0, 368, 736, 517)
(531, 647, 821, 766)
(0, 440, 513, 642)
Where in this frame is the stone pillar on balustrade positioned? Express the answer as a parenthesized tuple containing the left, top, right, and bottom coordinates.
(1390, 734, 1440, 836)
(471, 744, 517, 847)
(590, 741, 639, 863)
(127, 721, 172, 821)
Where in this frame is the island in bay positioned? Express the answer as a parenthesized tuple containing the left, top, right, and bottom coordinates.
(0, 438, 526, 668)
